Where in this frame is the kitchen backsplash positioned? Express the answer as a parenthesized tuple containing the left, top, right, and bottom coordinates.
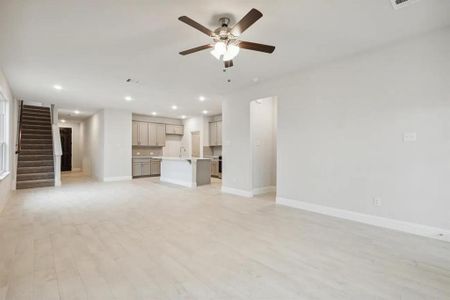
(203, 146, 222, 157)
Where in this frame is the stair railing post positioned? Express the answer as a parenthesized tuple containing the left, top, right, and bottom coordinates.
(51, 104, 62, 186)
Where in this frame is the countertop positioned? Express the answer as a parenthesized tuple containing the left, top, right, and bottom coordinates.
(154, 157, 211, 161)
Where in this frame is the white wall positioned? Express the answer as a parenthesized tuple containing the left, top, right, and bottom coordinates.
(81, 109, 132, 181)
(0, 68, 15, 213)
(250, 97, 277, 192)
(59, 121, 82, 171)
(103, 109, 132, 181)
(223, 28, 450, 233)
(80, 110, 104, 180)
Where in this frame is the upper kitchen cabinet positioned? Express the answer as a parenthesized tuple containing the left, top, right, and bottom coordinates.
(133, 121, 166, 146)
(156, 123, 166, 146)
(209, 121, 222, 146)
(132, 121, 149, 146)
(148, 122, 166, 146)
(166, 124, 184, 135)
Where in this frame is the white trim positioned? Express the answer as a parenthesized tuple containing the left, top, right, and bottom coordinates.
(253, 186, 276, 195)
(221, 186, 253, 198)
(0, 170, 9, 181)
(103, 176, 132, 182)
(160, 177, 194, 188)
(276, 197, 450, 242)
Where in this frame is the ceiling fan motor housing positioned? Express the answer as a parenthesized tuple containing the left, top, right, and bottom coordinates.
(215, 17, 232, 40)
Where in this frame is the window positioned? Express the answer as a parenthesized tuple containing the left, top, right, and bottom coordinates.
(0, 92, 9, 179)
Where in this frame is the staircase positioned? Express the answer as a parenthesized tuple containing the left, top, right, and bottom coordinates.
(16, 105, 55, 189)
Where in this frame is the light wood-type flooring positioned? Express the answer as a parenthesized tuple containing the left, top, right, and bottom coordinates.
(0, 173, 449, 299)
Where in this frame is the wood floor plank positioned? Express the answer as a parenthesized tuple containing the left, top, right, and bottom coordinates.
(0, 174, 449, 299)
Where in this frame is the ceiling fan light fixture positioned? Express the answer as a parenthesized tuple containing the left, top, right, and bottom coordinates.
(210, 41, 226, 60)
(223, 44, 240, 61)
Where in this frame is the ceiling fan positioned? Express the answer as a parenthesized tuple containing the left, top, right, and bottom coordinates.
(178, 8, 275, 68)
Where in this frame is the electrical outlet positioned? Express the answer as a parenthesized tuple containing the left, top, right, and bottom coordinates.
(373, 197, 382, 207)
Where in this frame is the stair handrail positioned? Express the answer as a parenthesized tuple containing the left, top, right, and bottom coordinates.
(15, 100, 24, 154)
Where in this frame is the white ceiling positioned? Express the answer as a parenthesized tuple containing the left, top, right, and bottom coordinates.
(1, 0, 450, 119)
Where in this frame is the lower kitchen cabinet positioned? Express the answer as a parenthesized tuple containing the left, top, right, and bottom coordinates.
(133, 158, 161, 177)
(150, 159, 161, 175)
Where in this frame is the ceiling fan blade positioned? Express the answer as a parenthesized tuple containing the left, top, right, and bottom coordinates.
(230, 8, 263, 36)
(224, 60, 234, 68)
(178, 16, 214, 37)
(179, 44, 213, 56)
(238, 41, 275, 53)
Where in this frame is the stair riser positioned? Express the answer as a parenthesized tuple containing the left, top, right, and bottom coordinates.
(21, 140, 52, 145)
(16, 181, 54, 190)
(21, 135, 52, 140)
(20, 151, 53, 156)
(22, 110, 50, 115)
(22, 115, 51, 120)
(23, 106, 51, 112)
(22, 120, 51, 125)
(22, 123, 51, 129)
(18, 166, 54, 174)
(18, 155, 53, 161)
(21, 145, 53, 150)
(18, 161, 54, 167)
(21, 130, 52, 135)
(17, 173, 54, 181)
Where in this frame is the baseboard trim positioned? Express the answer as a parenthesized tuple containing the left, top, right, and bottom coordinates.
(276, 197, 450, 242)
(103, 176, 132, 182)
(160, 177, 194, 188)
(253, 186, 276, 196)
(221, 186, 253, 198)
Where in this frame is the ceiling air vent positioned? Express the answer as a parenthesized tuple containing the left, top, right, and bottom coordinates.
(391, 0, 420, 9)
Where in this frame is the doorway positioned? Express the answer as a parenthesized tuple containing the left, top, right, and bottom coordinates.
(191, 131, 200, 157)
(250, 97, 277, 196)
(60, 127, 72, 171)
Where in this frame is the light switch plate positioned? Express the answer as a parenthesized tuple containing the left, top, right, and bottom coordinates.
(403, 132, 417, 142)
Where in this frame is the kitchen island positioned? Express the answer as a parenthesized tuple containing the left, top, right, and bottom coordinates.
(157, 157, 211, 188)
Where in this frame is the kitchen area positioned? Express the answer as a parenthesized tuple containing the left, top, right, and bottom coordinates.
(131, 113, 222, 186)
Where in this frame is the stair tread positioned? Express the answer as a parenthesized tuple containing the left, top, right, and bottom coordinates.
(18, 167, 54, 173)
(16, 178, 54, 182)
(17, 173, 55, 180)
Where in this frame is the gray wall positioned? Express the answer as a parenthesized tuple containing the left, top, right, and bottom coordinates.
(223, 28, 450, 231)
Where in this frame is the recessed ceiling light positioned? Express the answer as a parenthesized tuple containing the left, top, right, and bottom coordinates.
(152, 112, 157, 116)
(53, 84, 63, 90)
(171, 105, 178, 110)
(74, 110, 80, 114)
(124, 96, 133, 101)
(202, 110, 208, 114)
(199, 96, 206, 101)
(60, 119, 66, 123)
(253, 77, 259, 82)
(181, 115, 187, 119)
